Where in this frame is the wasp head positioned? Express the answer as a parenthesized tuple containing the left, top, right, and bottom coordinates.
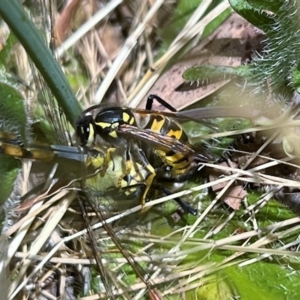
(76, 114, 94, 146)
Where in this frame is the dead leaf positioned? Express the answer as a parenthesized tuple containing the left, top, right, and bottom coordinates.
(209, 161, 247, 210)
(209, 161, 238, 192)
(223, 185, 247, 210)
(98, 23, 124, 61)
(54, 0, 94, 46)
(144, 13, 266, 110)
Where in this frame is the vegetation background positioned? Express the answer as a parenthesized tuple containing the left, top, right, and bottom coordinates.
(1, 0, 300, 299)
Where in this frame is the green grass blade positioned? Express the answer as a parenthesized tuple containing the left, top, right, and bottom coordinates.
(0, 0, 82, 127)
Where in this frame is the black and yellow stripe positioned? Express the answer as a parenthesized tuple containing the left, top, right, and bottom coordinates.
(144, 114, 191, 176)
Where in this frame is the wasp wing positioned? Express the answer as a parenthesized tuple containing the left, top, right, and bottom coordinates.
(133, 106, 263, 123)
(176, 106, 264, 122)
(119, 124, 212, 162)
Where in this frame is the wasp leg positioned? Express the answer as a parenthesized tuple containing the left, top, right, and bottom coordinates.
(118, 144, 156, 208)
(117, 144, 140, 189)
(139, 161, 156, 208)
(117, 148, 134, 190)
(86, 146, 117, 176)
(160, 187, 197, 216)
(100, 147, 117, 176)
(146, 94, 177, 112)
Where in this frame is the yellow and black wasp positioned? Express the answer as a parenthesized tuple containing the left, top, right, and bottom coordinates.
(76, 94, 216, 215)
(76, 93, 264, 214)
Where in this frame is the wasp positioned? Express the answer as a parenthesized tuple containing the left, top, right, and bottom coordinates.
(76, 94, 266, 214)
(76, 95, 214, 214)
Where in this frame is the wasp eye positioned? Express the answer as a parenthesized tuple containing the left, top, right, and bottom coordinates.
(76, 114, 94, 146)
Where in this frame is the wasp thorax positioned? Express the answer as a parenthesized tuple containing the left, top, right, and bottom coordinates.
(94, 107, 136, 139)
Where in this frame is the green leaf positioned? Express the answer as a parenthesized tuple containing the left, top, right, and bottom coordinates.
(228, 1, 300, 92)
(292, 64, 300, 92)
(228, 262, 300, 300)
(183, 65, 251, 81)
(159, 1, 230, 57)
(0, 155, 19, 206)
(0, 33, 17, 65)
(202, 7, 231, 39)
(160, 0, 204, 52)
(246, 0, 283, 13)
(229, 0, 275, 31)
(0, 0, 82, 127)
(0, 78, 27, 140)
(186, 275, 238, 300)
